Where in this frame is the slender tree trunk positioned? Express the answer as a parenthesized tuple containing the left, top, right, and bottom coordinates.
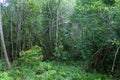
(0, 6, 11, 69)
(16, 0, 22, 53)
(55, 0, 61, 52)
(10, 15, 14, 60)
(111, 46, 120, 73)
(48, 1, 53, 53)
(55, 10, 59, 48)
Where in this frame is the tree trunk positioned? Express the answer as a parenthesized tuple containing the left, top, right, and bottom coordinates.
(0, 5, 11, 69)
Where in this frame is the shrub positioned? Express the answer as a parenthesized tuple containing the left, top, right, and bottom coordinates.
(0, 72, 13, 80)
(19, 45, 43, 64)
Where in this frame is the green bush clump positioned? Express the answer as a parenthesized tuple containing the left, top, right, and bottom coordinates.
(0, 72, 13, 80)
(19, 45, 43, 64)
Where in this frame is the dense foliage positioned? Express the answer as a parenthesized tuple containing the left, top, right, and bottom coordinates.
(0, 60, 112, 80)
(0, 0, 120, 79)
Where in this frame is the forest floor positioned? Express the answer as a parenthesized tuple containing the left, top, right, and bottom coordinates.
(0, 60, 116, 80)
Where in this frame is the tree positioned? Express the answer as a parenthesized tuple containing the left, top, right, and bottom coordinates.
(0, 4, 11, 69)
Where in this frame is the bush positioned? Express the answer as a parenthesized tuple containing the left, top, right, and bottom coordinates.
(0, 72, 13, 80)
(19, 45, 43, 64)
